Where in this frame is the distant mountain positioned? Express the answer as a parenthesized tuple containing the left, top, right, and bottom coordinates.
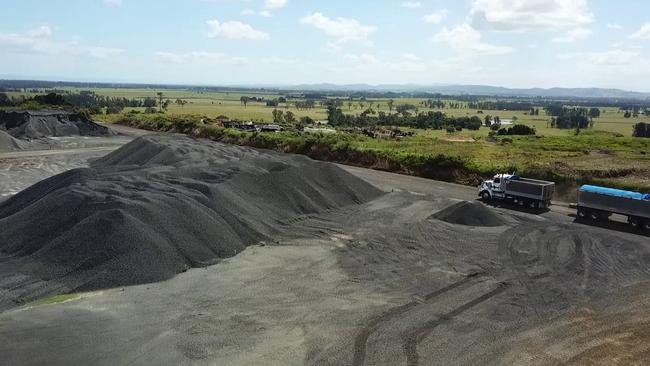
(2, 78, 649, 100)
(284, 83, 650, 99)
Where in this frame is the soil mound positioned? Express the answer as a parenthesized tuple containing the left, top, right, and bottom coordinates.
(0, 110, 114, 140)
(430, 200, 506, 227)
(0, 135, 382, 307)
(0, 130, 25, 151)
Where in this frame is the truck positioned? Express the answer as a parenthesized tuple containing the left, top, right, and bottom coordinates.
(576, 185, 650, 230)
(478, 173, 555, 209)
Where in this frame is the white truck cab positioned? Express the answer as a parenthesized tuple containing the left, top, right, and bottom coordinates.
(479, 174, 514, 200)
(479, 173, 555, 209)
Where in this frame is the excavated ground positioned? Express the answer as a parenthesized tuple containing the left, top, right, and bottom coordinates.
(0, 133, 649, 366)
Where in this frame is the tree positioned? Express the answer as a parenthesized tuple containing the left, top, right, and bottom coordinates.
(299, 116, 314, 125)
(347, 101, 353, 111)
(326, 103, 345, 125)
(0, 93, 11, 106)
(34, 93, 68, 106)
(484, 115, 492, 127)
(162, 99, 170, 112)
(175, 99, 187, 109)
(284, 111, 296, 124)
(633, 122, 650, 138)
(156, 92, 164, 112)
(387, 99, 394, 115)
(588, 108, 600, 119)
(272, 109, 284, 123)
(624, 111, 632, 118)
(240, 96, 250, 108)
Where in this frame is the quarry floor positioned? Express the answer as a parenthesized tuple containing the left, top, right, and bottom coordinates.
(1, 126, 649, 366)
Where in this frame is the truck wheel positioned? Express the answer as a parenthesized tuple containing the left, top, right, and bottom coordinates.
(629, 216, 642, 229)
(590, 211, 601, 221)
(481, 191, 491, 201)
(518, 199, 525, 207)
(577, 207, 588, 219)
(643, 220, 650, 231)
(530, 201, 539, 209)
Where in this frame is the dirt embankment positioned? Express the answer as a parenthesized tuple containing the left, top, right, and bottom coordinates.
(0, 110, 115, 151)
(0, 134, 382, 309)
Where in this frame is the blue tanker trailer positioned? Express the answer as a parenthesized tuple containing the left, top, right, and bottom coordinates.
(577, 185, 650, 230)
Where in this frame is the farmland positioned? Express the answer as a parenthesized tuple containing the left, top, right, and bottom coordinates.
(5, 86, 650, 191)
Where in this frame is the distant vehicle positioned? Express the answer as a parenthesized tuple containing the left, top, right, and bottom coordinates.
(577, 185, 650, 230)
(259, 124, 283, 132)
(479, 173, 555, 209)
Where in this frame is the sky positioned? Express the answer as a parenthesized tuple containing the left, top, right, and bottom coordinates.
(1, 0, 650, 90)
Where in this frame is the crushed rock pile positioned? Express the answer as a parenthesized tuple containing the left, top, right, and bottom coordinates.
(0, 130, 25, 151)
(430, 200, 506, 227)
(0, 135, 383, 307)
(0, 110, 114, 150)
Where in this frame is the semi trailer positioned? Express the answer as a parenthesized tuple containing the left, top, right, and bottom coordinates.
(478, 173, 555, 209)
(577, 185, 650, 230)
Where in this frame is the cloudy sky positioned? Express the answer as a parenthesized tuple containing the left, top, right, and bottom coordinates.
(1, 0, 649, 90)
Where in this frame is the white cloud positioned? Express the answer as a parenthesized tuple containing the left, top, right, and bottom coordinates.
(558, 50, 640, 66)
(103, 0, 122, 7)
(401, 2, 421, 9)
(87, 47, 125, 59)
(433, 24, 513, 55)
(155, 51, 249, 65)
(470, 0, 593, 30)
(343, 53, 380, 64)
(206, 20, 269, 41)
(0, 26, 123, 59)
(423, 10, 448, 24)
(552, 28, 592, 43)
(300, 13, 376, 45)
(606, 23, 622, 30)
(401, 53, 420, 61)
(241, 9, 272, 17)
(26, 25, 53, 38)
(264, 0, 287, 10)
(630, 23, 650, 40)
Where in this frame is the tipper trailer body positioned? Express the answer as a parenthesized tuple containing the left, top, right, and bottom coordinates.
(577, 185, 650, 230)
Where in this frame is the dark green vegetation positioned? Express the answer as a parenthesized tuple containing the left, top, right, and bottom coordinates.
(114, 113, 650, 192)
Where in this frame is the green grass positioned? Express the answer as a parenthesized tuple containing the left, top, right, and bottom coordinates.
(10, 87, 646, 135)
(112, 113, 650, 191)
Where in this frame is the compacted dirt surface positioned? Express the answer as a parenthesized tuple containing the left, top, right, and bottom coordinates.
(0, 129, 649, 366)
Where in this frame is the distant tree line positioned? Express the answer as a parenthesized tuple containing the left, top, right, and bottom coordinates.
(545, 106, 600, 129)
(326, 103, 482, 130)
(466, 101, 535, 111)
(0, 91, 156, 114)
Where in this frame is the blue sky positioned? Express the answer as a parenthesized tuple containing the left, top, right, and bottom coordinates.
(1, 0, 650, 90)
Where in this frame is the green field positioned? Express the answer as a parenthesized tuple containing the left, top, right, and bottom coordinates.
(8, 87, 645, 137)
(8, 87, 650, 191)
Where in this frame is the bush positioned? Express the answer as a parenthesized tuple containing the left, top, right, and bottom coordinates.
(497, 124, 536, 136)
(633, 122, 650, 138)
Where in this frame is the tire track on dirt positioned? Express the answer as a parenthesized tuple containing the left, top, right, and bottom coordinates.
(401, 281, 511, 366)
(351, 272, 485, 366)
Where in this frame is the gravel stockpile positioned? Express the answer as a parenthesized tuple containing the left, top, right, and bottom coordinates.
(430, 200, 506, 227)
(0, 135, 382, 308)
(0, 110, 114, 142)
(0, 130, 25, 151)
